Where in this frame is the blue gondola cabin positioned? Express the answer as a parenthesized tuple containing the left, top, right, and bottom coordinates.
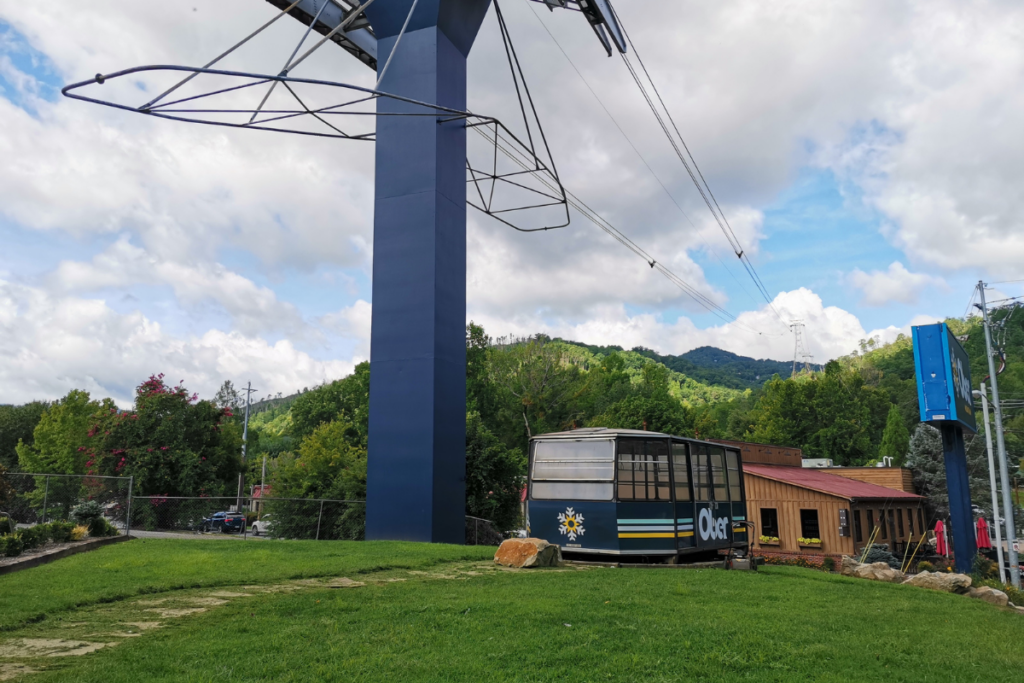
(527, 428, 749, 559)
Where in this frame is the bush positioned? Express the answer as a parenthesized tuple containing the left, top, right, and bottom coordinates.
(2, 533, 24, 557)
(916, 560, 934, 573)
(88, 516, 118, 538)
(0, 516, 12, 534)
(861, 544, 901, 569)
(823, 557, 836, 572)
(25, 524, 51, 549)
(71, 525, 88, 541)
(71, 500, 104, 525)
(49, 521, 75, 543)
(972, 555, 999, 580)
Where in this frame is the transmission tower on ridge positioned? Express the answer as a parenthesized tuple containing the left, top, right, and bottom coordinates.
(790, 321, 813, 377)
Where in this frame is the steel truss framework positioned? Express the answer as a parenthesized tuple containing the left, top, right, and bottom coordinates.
(60, 0, 568, 232)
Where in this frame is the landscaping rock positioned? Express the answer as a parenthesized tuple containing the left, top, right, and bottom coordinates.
(966, 586, 1009, 607)
(902, 571, 972, 594)
(840, 556, 904, 583)
(494, 538, 561, 568)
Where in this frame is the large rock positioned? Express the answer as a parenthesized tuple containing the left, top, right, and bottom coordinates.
(494, 538, 561, 568)
(840, 556, 904, 583)
(966, 586, 1010, 607)
(902, 571, 972, 594)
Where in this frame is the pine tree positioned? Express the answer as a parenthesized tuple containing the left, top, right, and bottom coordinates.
(879, 404, 911, 465)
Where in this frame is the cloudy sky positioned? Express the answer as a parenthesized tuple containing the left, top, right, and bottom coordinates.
(1, 0, 1022, 406)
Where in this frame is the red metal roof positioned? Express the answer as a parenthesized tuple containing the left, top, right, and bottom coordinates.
(743, 464, 923, 501)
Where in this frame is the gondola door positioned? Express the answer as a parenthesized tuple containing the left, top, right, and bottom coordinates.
(691, 444, 734, 550)
(671, 441, 695, 552)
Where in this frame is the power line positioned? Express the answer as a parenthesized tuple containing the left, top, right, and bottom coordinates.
(522, 2, 760, 309)
(611, 10, 790, 331)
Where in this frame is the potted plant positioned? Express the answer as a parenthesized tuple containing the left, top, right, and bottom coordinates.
(759, 535, 780, 546)
(798, 537, 822, 548)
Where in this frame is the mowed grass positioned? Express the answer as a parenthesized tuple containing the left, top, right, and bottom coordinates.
(0, 537, 493, 630)
(3, 541, 1024, 682)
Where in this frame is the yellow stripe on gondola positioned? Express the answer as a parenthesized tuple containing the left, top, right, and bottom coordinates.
(617, 532, 675, 538)
(617, 532, 695, 539)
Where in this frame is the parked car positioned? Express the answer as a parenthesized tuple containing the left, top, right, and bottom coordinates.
(250, 515, 275, 537)
(200, 511, 246, 533)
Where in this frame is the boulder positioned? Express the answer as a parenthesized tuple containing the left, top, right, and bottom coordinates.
(494, 538, 561, 568)
(966, 586, 1009, 607)
(902, 571, 972, 594)
(853, 561, 905, 583)
(840, 556, 860, 577)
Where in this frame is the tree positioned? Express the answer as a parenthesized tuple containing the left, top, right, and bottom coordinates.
(16, 390, 107, 475)
(905, 424, 996, 524)
(465, 412, 526, 532)
(213, 381, 241, 410)
(289, 362, 370, 442)
(87, 375, 239, 496)
(878, 404, 911, 465)
(0, 402, 48, 471)
(269, 419, 366, 539)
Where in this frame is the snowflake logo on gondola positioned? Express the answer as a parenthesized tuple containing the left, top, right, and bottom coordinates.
(557, 507, 585, 541)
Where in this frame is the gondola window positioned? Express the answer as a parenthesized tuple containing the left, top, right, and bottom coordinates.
(531, 439, 614, 501)
(617, 439, 670, 501)
(671, 442, 691, 501)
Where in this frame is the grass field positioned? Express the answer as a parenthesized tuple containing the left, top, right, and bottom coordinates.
(2, 539, 1024, 682)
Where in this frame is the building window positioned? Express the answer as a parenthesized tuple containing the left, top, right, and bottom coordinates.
(671, 443, 691, 502)
(617, 440, 670, 501)
(760, 508, 779, 538)
(866, 508, 874, 538)
(907, 507, 915, 536)
(879, 510, 887, 539)
(917, 508, 924, 533)
(799, 509, 820, 539)
(853, 509, 863, 543)
(896, 508, 905, 537)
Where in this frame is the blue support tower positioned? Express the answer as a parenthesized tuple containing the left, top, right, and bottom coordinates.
(364, 0, 492, 543)
(941, 424, 977, 573)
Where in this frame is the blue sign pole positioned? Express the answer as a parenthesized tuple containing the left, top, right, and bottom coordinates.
(364, 0, 491, 543)
(912, 323, 978, 572)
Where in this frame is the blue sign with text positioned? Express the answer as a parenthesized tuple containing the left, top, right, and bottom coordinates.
(912, 323, 977, 433)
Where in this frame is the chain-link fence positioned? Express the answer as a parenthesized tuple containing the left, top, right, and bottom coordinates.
(0, 473, 132, 530)
(129, 496, 366, 540)
(1, 472, 504, 544)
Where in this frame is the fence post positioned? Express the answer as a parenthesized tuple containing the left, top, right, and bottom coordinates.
(475, 517, 479, 545)
(125, 476, 134, 537)
(316, 500, 324, 541)
(42, 475, 50, 525)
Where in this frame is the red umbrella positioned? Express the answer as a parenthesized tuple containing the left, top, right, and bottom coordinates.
(976, 517, 993, 549)
(935, 520, 948, 556)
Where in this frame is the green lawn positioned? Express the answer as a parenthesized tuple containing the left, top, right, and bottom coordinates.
(2, 539, 1024, 682)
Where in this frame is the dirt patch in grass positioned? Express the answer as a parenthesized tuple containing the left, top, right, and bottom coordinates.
(0, 639, 110, 658)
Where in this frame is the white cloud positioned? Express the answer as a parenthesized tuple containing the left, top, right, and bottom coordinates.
(319, 300, 372, 359)
(848, 261, 947, 306)
(0, 278, 356, 406)
(50, 237, 306, 336)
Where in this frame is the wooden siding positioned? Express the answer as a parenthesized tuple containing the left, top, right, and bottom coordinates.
(743, 472, 855, 556)
(711, 439, 803, 467)
(827, 467, 915, 493)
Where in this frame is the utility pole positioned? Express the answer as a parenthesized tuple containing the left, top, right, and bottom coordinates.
(978, 281, 1020, 588)
(977, 382, 1007, 584)
(259, 453, 268, 521)
(236, 382, 257, 515)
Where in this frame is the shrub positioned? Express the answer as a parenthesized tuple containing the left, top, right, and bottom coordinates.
(3, 533, 24, 557)
(49, 521, 75, 543)
(71, 525, 88, 541)
(916, 560, 934, 573)
(0, 516, 12, 534)
(88, 516, 118, 538)
(862, 545, 901, 569)
(823, 557, 836, 572)
(19, 525, 48, 550)
(71, 500, 104, 525)
(972, 555, 999, 580)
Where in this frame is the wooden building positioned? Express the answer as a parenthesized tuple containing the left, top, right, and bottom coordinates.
(827, 466, 916, 494)
(710, 439, 802, 467)
(743, 464, 925, 559)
